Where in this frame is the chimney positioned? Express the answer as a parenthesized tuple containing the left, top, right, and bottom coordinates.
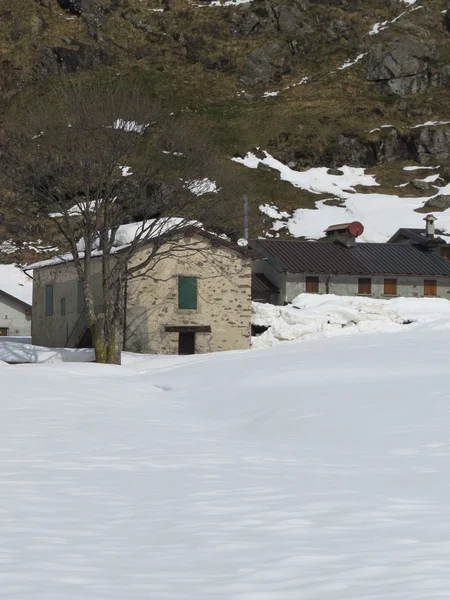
(424, 214, 437, 238)
(323, 221, 364, 248)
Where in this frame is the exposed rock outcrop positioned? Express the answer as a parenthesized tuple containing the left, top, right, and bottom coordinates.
(238, 42, 289, 86)
(422, 195, 450, 211)
(365, 25, 439, 96)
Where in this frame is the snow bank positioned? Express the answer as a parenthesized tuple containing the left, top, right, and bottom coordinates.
(185, 178, 218, 196)
(233, 151, 378, 196)
(0, 264, 32, 305)
(0, 341, 94, 364)
(110, 119, 149, 133)
(252, 294, 450, 348)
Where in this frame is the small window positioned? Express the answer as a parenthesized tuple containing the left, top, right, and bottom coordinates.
(424, 279, 437, 297)
(384, 278, 397, 296)
(305, 276, 319, 294)
(441, 247, 450, 261)
(77, 281, 85, 313)
(358, 278, 372, 296)
(45, 284, 53, 316)
(61, 297, 66, 316)
(178, 276, 197, 310)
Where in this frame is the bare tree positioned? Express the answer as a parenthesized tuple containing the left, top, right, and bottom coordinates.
(1, 77, 241, 364)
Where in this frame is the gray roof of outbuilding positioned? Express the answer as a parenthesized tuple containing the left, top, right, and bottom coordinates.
(249, 239, 450, 276)
(387, 228, 447, 246)
(252, 273, 280, 294)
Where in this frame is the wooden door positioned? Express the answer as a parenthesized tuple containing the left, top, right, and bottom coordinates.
(305, 276, 319, 294)
(0, 328, 8, 336)
(424, 279, 437, 297)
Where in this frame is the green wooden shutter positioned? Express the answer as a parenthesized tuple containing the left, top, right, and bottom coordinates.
(45, 285, 53, 317)
(78, 281, 85, 312)
(178, 276, 197, 309)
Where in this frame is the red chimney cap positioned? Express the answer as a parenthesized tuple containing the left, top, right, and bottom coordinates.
(424, 214, 437, 221)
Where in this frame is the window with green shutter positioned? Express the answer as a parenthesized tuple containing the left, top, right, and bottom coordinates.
(178, 276, 197, 310)
(77, 280, 85, 313)
(45, 284, 53, 317)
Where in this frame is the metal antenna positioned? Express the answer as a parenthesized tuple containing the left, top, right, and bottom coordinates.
(243, 195, 249, 240)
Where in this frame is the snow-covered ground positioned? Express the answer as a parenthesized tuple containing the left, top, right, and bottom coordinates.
(0, 341, 94, 363)
(252, 294, 450, 347)
(3, 311, 450, 598)
(233, 151, 450, 242)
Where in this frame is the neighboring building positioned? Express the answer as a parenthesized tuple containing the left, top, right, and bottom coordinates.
(388, 214, 450, 260)
(250, 219, 450, 304)
(28, 229, 253, 355)
(0, 264, 32, 337)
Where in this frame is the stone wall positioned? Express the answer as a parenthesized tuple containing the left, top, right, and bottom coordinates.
(32, 234, 252, 354)
(125, 234, 252, 354)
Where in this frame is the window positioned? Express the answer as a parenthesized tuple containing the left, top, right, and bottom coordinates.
(77, 281, 85, 313)
(178, 276, 197, 310)
(178, 332, 196, 355)
(358, 278, 372, 295)
(441, 247, 450, 261)
(424, 279, 437, 297)
(305, 276, 319, 294)
(45, 284, 53, 316)
(384, 278, 397, 296)
(61, 297, 66, 316)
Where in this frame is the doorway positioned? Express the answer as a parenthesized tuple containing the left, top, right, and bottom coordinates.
(178, 332, 196, 355)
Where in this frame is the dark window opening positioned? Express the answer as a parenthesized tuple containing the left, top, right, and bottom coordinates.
(441, 247, 450, 261)
(358, 278, 372, 295)
(45, 284, 53, 316)
(61, 297, 66, 316)
(305, 276, 319, 294)
(178, 332, 196, 355)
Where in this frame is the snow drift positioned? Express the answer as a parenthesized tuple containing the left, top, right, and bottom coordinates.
(252, 294, 450, 347)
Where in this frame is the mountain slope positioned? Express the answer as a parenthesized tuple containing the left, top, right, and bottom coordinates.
(2, 0, 450, 258)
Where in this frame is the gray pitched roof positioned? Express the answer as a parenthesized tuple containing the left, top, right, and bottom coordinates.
(388, 228, 447, 246)
(250, 239, 450, 277)
(252, 273, 280, 294)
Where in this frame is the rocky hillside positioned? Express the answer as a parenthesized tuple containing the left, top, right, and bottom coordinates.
(2, 0, 450, 257)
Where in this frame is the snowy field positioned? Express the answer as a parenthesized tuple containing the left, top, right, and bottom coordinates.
(3, 305, 450, 598)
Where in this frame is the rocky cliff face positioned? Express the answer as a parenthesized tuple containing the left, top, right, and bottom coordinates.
(2, 0, 450, 248)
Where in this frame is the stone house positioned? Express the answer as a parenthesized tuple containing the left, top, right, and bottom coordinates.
(28, 229, 253, 355)
(250, 218, 450, 304)
(0, 265, 32, 337)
